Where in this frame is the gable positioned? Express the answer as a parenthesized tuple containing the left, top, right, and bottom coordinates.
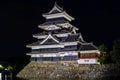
(40, 34, 59, 44)
(42, 38, 59, 45)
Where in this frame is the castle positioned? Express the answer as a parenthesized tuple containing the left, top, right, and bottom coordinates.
(27, 3, 100, 64)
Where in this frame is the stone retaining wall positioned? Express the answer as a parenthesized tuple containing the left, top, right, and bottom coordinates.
(17, 61, 120, 80)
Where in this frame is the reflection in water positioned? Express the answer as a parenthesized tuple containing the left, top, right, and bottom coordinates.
(2, 76, 112, 80)
(0, 73, 80, 80)
(1, 72, 13, 80)
(12, 77, 81, 80)
(0, 75, 80, 80)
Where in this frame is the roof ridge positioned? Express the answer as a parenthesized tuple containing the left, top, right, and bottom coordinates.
(48, 2, 64, 14)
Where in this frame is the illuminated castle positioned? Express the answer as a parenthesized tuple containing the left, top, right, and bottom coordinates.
(27, 3, 100, 64)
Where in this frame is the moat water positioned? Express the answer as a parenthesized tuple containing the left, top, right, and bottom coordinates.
(1, 77, 80, 80)
(1, 76, 112, 80)
(1, 76, 117, 80)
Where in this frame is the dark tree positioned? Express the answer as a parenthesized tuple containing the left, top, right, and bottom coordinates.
(111, 40, 120, 63)
(99, 44, 112, 64)
(99, 44, 107, 64)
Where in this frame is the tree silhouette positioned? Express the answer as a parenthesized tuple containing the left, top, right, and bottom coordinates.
(111, 40, 120, 63)
(99, 44, 112, 64)
(99, 44, 107, 64)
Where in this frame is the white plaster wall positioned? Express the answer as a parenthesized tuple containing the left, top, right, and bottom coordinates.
(31, 51, 78, 58)
(77, 59, 97, 64)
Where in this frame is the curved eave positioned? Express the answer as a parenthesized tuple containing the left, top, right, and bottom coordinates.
(33, 35, 47, 39)
(33, 32, 71, 39)
(38, 25, 61, 31)
(26, 44, 64, 49)
(42, 12, 74, 21)
(63, 12, 75, 21)
(26, 45, 32, 48)
(72, 26, 79, 30)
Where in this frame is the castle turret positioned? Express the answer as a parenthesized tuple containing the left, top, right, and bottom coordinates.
(27, 2, 100, 64)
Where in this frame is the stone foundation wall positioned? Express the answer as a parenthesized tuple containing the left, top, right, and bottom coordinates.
(17, 61, 120, 80)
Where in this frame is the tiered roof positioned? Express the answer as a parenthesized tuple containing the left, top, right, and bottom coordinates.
(38, 3, 75, 31)
(27, 2, 99, 54)
(42, 2, 74, 21)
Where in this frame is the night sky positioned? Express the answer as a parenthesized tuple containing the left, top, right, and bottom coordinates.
(0, 0, 120, 60)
